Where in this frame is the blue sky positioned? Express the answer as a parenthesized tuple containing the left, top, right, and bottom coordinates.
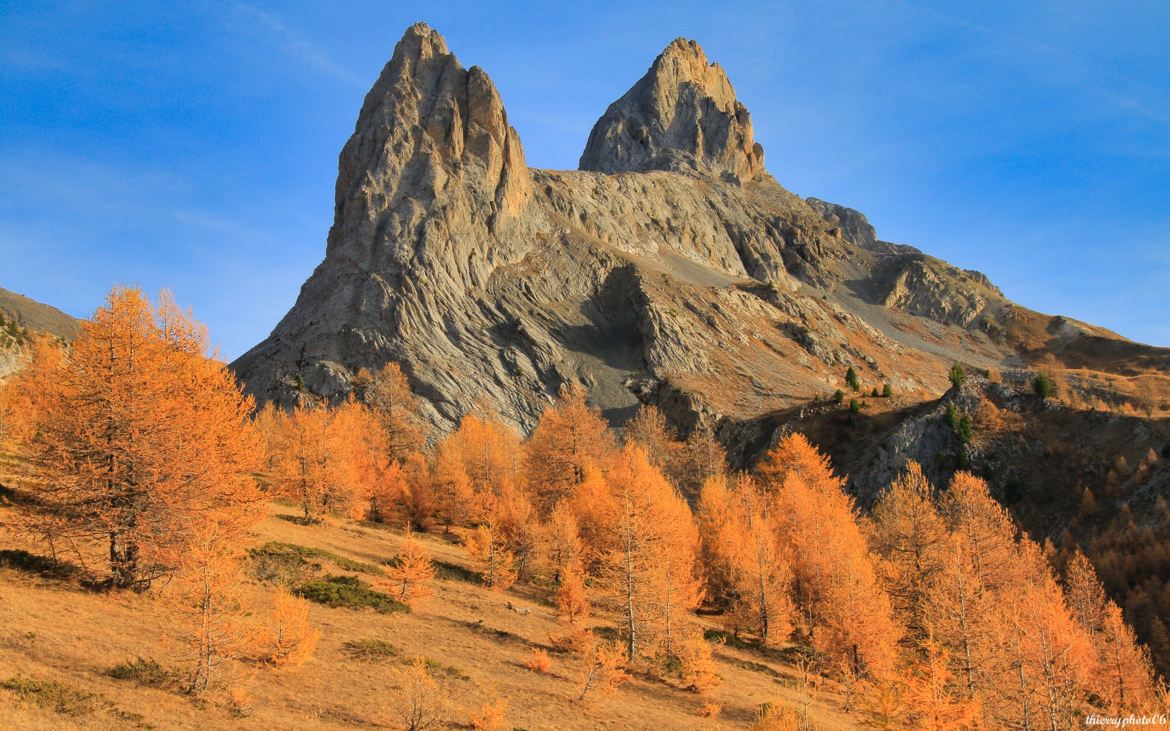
(1, 0, 1168, 358)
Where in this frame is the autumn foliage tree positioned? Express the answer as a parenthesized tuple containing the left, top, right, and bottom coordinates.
(391, 657, 444, 731)
(600, 444, 702, 663)
(363, 362, 426, 461)
(1063, 550, 1158, 712)
(265, 398, 384, 522)
(554, 563, 592, 650)
(902, 637, 981, 730)
(756, 434, 902, 680)
(15, 288, 263, 589)
(525, 384, 614, 514)
(465, 514, 518, 591)
(175, 517, 258, 695)
(698, 473, 794, 645)
(871, 462, 949, 639)
(387, 524, 436, 607)
(263, 586, 321, 667)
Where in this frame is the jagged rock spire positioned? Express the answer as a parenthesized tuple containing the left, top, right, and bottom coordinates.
(328, 22, 531, 270)
(578, 37, 765, 182)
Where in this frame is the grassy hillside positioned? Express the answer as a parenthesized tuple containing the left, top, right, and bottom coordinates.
(0, 500, 860, 730)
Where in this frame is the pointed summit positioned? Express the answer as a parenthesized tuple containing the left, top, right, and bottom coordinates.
(578, 37, 765, 182)
(328, 22, 531, 266)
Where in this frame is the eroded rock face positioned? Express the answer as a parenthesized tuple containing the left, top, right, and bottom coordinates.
(579, 38, 765, 182)
(805, 198, 877, 250)
(233, 24, 1149, 441)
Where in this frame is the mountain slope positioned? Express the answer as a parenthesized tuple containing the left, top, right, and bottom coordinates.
(231, 23, 1168, 444)
(0, 287, 82, 378)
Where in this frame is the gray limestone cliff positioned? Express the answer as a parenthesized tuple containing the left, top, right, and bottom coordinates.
(233, 23, 1134, 443)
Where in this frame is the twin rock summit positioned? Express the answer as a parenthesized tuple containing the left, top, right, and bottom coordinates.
(232, 22, 1147, 463)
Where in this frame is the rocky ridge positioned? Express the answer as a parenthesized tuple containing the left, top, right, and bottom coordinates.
(232, 23, 1169, 446)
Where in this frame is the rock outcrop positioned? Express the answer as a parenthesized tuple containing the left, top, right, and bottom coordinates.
(232, 23, 1168, 443)
(579, 38, 764, 182)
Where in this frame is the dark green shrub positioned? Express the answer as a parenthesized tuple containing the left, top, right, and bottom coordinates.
(945, 403, 974, 444)
(249, 541, 383, 581)
(295, 574, 409, 613)
(422, 658, 470, 681)
(432, 560, 478, 583)
(1, 676, 148, 727)
(949, 363, 966, 388)
(1034, 372, 1055, 399)
(342, 639, 401, 661)
(1, 676, 101, 716)
(832, 389, 845, 404)
(882, 383, 892, 398)
(957, 414, 974, 444)
(105, 658, 178, 689)
(845, 366, 859, 391)
(849, 399, 860, 414)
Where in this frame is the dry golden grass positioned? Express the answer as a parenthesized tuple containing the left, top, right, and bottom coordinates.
(0, 501, 862, 729)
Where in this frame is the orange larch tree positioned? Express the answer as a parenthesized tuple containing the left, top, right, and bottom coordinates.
(495, 482, 540, 580)
(599, 444, 702, 663)
(554, 561, 592, 651)
(624, 404, 681, 481)
(926, 533, 998, 704)
(734, 479, 795, 646)
(902, 636, 981, 731)
(1063, 550, 1158, 712)
(387, 524, 437, 607)
(364, 362, 427, 462)
(524, 384, 614, 515)
(674, 428, 728, 503)
(464, 505, 518, 591)
(940, 471, 1024, 593)
(266, 398, 383, 523)
(174, 517, 257, 695)
(263, 586, 321, 667)
(541, 499, 584, 584)
(757, 434, 902, 680)
(699, 473, 794, 645)
(567, 464, 616, 569)
(19, 287, 263, 589)
(870, 462, 949, 640)
(696, 473, 744, 614)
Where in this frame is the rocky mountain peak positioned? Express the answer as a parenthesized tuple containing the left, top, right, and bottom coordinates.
(578, 37, 765, 182)
(234, 24, 1167, 457)
(328, 22, 531, 272)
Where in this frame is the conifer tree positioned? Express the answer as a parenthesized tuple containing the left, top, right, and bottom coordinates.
(264, 587, 321, 667)
(757, 434, 902, 680)
(624, 404, 679, 476)
(465, 515, 518, 591)
(365, 362, 426, 462)
(19, 288, 263, 589)
(525, 384, 614, 514)
(388, 524, 436, 607)
(601, 444, 702, 662)
(870, 462, 949, 638)
(903, 637, 981, 730)
(554, 562, 592, 651)
(542, 500, 584, 584)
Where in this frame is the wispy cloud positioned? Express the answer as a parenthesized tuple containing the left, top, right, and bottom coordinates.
(229, 3, 361, 86)
(896, 0, 1170, 127)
